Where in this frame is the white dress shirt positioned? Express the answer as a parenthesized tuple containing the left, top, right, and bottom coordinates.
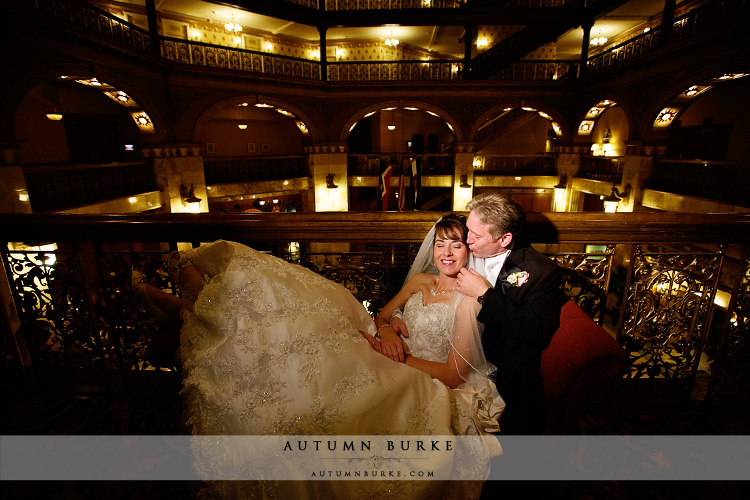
(470, 251, 510, 286)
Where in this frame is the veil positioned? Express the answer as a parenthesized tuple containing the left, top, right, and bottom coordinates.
(404, 218, 440, 284)
(404, 217, 505, 433)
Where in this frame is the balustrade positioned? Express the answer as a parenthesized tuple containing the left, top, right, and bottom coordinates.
(19, 0, 734, 83)
(2, 212, 749, 410)
(645, 159, 750, 208)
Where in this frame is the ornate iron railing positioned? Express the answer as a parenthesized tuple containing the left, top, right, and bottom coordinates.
(577, 156, 624, 184)
(203, 156, 310, 184)
(23, 162, 159, 212)
(475, 155, 557, 176)
(2, 213, 749, 409)
(17, 0, 739, 84)
(587, 0, 749, 75)
(26, 0, 152, 52)
(327, 60, 463, 82)
(347, 154, 454, 176)
(645, 159, 750, 208)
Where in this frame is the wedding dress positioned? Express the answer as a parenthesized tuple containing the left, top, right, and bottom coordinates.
(170, 240, 504, 499)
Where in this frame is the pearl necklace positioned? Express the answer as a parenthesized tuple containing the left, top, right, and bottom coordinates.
(430, 281, 455, 297)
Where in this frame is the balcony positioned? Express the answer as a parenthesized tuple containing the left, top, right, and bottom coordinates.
(2, 211, 749, 413)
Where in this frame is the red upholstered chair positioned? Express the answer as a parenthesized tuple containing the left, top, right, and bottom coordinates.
(541, 300, 629, 434)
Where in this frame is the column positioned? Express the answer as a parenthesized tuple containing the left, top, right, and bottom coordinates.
(145, 144, 208, 213)
(145, 0, 161, 56)
(307, 143, 349, 213)
(453, 143, 476, 211)
(0, 142, 32, 214)
(318, 26, 328, 82)
(579, 18, 593, 79)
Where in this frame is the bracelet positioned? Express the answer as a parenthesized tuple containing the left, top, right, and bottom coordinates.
(376, 322, 391, 334)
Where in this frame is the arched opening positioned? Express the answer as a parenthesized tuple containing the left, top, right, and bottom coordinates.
(345, 105, 457, 211)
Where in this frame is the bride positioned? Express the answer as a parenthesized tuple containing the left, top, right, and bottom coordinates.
(168, 214, 504, 499)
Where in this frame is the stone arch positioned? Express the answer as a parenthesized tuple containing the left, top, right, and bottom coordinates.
(470, 100, 568, 143)
(4, 63, 166, 164)
(339, 100, 463, 144)
(193, 95, 318, 148)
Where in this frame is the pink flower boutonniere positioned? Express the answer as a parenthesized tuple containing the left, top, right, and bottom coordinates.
(505, 271, 530, 287)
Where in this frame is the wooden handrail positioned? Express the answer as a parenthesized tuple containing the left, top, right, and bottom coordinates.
(2, 212, 750, 244)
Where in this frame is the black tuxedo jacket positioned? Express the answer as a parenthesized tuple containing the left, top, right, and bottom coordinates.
(477, 242, 568, 434)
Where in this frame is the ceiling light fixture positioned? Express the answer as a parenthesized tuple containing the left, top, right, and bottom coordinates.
(590, 31, 608, 46)
(225, 14, 242, 33)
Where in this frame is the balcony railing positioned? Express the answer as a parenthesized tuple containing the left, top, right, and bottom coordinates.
(17, 0, 740, 84)
(2, 212, 749, 411)
(204, 156, 310, 185)
(348, 154, 454, 176)
(577, 156, 624, 184)
(645, 159, 750, 208)
(476, 155, 557, 176)
(587, 0, 749, 75)
(23, 162, 160, 213)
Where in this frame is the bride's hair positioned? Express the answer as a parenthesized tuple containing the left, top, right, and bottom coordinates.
(433, 214, 468, 244)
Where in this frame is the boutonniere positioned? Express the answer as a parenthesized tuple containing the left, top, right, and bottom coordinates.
(504, 271, 530, 287)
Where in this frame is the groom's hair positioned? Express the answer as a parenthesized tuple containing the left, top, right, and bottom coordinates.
(434, 213, 468, 244)
(466, 193, 526, 240)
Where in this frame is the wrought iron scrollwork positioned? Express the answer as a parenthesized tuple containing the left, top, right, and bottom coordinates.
(709, 245, 750, 401)
(302, 251, 389, 316)
(621, 244, 725, 394)
(6, 247, 108, 387)
(548, 244, 615, 321)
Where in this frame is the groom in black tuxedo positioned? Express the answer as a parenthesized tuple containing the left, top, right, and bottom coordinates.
(457, 193, 568, 435)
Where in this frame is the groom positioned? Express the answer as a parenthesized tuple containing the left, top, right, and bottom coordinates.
(456, 193, 568, 435)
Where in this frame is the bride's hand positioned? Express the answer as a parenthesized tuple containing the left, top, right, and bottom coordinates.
(359, 330, 382, 354)
(379, 328, 407, 363)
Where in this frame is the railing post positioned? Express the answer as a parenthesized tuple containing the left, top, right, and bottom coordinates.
(318, 26, 328, 82)
(579, 17, 593, 79)
(660, 0, 677, 46)
(144, 0, 160, 56)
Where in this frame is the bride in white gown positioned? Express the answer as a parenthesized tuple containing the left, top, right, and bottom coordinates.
(168, 215, 504, 499)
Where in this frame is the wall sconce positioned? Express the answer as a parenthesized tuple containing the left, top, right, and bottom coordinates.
(180, 183, 202, 204)
(238, 124, 248, 129)
(554, 173, 568, 189)
(45, 112, 63, 121)
(326, 174, 338, 189)
(602, 183, 631, 212)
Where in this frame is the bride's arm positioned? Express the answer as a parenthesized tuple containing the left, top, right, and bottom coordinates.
(374, 275, 426, 362)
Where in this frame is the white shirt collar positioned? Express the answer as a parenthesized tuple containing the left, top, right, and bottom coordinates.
(470, 251, 510, 284)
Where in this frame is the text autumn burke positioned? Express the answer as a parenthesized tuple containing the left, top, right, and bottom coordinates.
(283, 439, 454, 452)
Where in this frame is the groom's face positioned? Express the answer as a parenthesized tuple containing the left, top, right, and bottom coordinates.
(466, 211, 509, 259)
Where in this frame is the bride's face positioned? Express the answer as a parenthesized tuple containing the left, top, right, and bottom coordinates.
(433, 232, 469, 277)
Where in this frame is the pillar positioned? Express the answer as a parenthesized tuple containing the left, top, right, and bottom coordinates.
(0, 142, 32, 214)
(145, 144, 208, 213)
(453, 143, 476, 211)
(307, 143, 349, 213)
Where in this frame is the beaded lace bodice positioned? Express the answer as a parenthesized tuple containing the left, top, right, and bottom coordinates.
(402, 290, 453, 363)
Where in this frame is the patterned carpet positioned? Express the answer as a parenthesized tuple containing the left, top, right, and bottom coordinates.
(2, 390, 748, 500)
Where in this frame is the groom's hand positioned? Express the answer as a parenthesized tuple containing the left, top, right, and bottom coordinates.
(389, 316, 410, 338)
(456, 268, 491, 298)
